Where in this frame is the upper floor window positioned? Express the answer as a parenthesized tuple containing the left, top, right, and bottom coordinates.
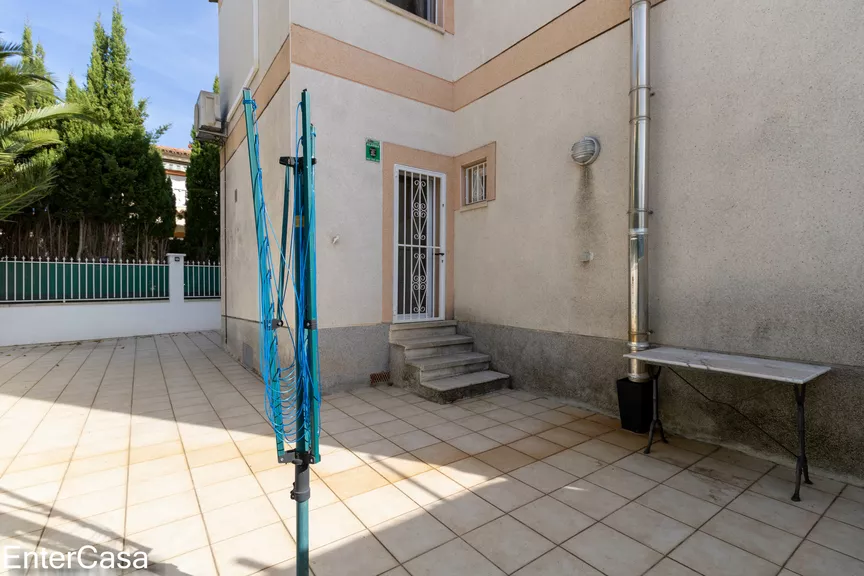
(385, 0, 438, 25)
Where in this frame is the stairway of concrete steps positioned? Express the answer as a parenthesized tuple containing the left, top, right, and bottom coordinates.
(389, 320, 510, 403)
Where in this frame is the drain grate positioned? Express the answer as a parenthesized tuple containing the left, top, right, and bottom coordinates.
(370, 371, 391, 386)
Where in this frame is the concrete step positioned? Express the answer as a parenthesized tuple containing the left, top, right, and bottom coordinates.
(399, 334, 475, 359)
(417, 370, 510, 403)
(409, 352, 491, 382)
(389, 320, 458, 342)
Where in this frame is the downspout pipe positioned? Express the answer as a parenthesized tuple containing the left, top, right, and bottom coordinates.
(628, 0, 651, 382)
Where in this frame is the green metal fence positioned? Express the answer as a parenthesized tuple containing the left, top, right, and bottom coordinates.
(184, 261, 221, 299)
(0, 258, 169, 303)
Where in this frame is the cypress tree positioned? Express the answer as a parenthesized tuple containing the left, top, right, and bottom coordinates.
(85, 19, 110, 120)
(106, 3, 141, 128)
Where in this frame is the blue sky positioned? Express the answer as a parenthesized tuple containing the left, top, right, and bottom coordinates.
(2, 0, 219, 149)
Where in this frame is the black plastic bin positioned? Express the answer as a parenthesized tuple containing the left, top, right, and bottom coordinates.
(616, 377, 652, 434)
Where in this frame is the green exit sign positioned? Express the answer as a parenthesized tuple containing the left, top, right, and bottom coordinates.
(366, 139, 380, 163)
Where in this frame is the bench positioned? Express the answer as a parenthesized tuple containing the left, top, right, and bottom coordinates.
(624, 346, 831, 502)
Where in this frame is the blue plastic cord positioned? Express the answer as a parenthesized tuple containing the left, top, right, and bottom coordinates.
(242, 94, 318, 448)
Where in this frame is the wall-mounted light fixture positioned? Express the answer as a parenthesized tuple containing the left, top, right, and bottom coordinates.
(571, 137, 601, 166)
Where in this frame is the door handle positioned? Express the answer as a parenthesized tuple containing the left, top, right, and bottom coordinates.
(434, 251, 445, 257)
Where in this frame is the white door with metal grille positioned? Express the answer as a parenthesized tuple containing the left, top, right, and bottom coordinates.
(393, 166, 446, 323)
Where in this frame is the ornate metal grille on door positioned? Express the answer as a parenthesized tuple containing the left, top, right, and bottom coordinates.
(394, 168, 444, 322)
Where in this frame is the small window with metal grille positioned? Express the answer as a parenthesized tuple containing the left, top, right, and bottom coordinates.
(463, 161, 487, 206)
(384, 0, 438, 25)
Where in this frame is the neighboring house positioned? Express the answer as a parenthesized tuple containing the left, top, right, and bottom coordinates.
(209, 0, 864, 477)
(157, 145, 191, 238)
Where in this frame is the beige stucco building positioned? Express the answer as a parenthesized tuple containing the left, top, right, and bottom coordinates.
(210, 0, 864, 478)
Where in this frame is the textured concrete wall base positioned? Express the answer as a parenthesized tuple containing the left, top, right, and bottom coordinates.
(225, 316, 388, 393)
(459, 321, 864, 480)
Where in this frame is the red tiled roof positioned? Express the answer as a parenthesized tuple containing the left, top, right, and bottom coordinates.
(156, 145, 192, 158)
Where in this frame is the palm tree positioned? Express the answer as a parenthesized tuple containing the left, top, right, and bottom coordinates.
(0, 39, 90, 220)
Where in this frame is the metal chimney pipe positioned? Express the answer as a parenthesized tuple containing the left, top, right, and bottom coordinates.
(627, 0, 651, 382)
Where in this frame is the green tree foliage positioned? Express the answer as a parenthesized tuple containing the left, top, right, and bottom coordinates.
(183, 75, 220, 261)
(1, 4, 176, 260)
(0, 38, 89, 223)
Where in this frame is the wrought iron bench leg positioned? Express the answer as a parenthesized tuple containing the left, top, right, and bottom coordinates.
(644, 374, 668, 454)
(792, 383, 812, 502)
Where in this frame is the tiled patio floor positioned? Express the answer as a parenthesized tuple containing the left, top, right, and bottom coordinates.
(1, 334, 863, 576)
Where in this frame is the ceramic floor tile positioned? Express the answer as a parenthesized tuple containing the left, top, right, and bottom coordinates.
(322, 464, 389, 499)
(125, 490, 200, 534)
(202, 495, 280, 543)
(769, 465, 845, 496)
(842, 485, 864, 505)
(411, 442, 468, 468)
(665, 470, 742, 507)
(190, 458, 251, 488)
(512, 547, 603, 576)
(424, 489, 504, 535)
(604, 502, 694, 554)
(584, 465, 657, 499)
(786, 540, 864, 576)
(511, 495, 595, 544)
(353, 409, 398, 427)
(464, 515, 554, 574)
(370, 419, 418, 438)
(749, 475, 834, 514)
(424, 422, 472, 442)
(808, 517, 864, 561)
(643, 558, 702, 576)
(550, 479, 629, 520)
(344, 485, 419, 527)
(542, 449, 605, 478)
(536, 426, 589, 448)
(644, 442, 705, 468)
(574, 439, 632, 463)
(333, 427, 384, 449)
(447, 433, 501, 456)
(563, 522, 662, 576)
(480, 424, 529, 444)
(564, 419, 613, 438)
(509, 436, 564, 460)
(394, 469, 464, 506)
(826, 497, 864, 530)
(312, 449, 365, 478)
(509, 417, 556, 435)
(616, 453, 682, 482)
(636, 485, 721, 528)
(667, 437, 718, 456)
(689, 457, 763, 489)
(196, 474, 264, 512)
(310, 530, 399, 576)
(371, 508, 456, 563)
(403, 412, 448, 429)
(211, 522, 295, 576)
(369, 453, 431, 483)
(432, 406, 474, 421)
(727, 491, 819, 537)
(669, 531, 778, 576)
(710, 448, 775, 474)
(438, 457, 501, 488)
(475, 446, 535, 473)
(126, 515, 210, 565)
(471, 475, 543, 512)
(702, 509, 801, 565)
(403, 538, 504, 576)
(286, 501, 364, 549)
(390, 430, 440, 452)
(350, 438, 405, 464)
(484, 408, 524, 423)
(454, 414, 500, 432)
(509, 461, 577, 494)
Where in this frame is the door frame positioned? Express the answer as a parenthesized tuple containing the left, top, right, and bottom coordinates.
(392, 164, 447, 323)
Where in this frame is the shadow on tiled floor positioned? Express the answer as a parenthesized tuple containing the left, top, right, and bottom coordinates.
(1, 333, 863, 576)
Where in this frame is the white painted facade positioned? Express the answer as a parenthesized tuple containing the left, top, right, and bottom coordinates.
(0, 255, 220, 346)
